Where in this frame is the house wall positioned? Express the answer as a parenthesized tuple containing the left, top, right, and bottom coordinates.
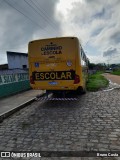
(7, 52, 28, 69)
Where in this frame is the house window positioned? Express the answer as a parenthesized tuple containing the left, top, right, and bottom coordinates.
(23, 65, 27, 69)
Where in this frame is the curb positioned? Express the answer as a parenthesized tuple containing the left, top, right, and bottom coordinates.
(0, 93, 46, 123)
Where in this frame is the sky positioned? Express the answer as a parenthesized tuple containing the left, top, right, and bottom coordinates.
(0, 0, 120, 64)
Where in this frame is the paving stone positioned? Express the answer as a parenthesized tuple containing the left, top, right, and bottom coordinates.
(0, 88, 120, 153)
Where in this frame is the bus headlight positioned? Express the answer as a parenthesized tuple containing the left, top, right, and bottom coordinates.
(66, 60, 72, 66)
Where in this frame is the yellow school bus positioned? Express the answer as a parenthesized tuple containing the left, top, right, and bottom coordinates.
(28, 37, 88, 94)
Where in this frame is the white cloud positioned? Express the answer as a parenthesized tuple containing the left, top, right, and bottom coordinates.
(88, 55, 106, 64)
(57, 0, 120, 63)
(0, 0, 61, 64)
(0, 0, 120, 64)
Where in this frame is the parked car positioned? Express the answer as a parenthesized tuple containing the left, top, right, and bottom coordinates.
(105, 68, 113, 73)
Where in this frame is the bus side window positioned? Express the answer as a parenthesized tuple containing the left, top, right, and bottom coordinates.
(81, 48, 83, 60)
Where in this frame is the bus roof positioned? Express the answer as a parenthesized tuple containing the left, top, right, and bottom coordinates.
(29, 36, 79, 44)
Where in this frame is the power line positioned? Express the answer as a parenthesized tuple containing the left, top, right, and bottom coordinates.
(24, 0, 58, 33)
(30, 0, 59, 29)
(4, 0, 49, 37)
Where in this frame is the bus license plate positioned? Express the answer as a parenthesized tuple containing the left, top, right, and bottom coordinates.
(49, 81, 58, 85)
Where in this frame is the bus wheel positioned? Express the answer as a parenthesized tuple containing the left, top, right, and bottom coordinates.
(76, 87, 86, 95)
(81, 87, 86, 94)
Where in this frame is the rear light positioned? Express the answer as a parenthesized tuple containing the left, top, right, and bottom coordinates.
(30, 76, 35, 84)
(74, 74, 80, 84)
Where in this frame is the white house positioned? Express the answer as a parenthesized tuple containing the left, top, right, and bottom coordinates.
(7, 51, 28, 69)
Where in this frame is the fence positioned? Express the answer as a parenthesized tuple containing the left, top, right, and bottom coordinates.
(0, 69, 31, 98)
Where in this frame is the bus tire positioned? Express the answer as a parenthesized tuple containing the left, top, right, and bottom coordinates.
(81, 87, 86, 94)
(76, 86, 86, 95)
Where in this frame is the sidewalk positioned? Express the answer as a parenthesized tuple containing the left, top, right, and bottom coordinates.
(0, 89, 45, 115)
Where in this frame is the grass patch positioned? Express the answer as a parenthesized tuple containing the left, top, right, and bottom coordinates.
(111, 70, 120, 76)
(87, 71, 109, 91)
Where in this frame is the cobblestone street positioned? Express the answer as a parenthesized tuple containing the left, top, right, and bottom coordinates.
(0, 88, 120, 160)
